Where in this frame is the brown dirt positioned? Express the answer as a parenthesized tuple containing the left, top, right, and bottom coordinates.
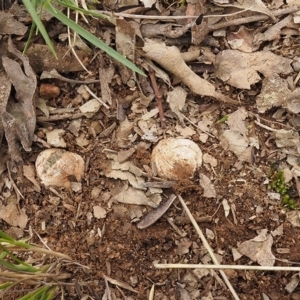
(2, 2, 300, 300)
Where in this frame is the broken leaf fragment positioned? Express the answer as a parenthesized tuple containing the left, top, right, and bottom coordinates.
(215, 50, 293, 89)
(35, 149, 85, 189)
(237, 229, 275, 266)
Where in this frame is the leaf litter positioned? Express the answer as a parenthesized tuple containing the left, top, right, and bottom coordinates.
(2, 0, 300, 299)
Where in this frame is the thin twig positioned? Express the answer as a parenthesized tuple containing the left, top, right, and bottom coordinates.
(37, 112, 88, 122)
(83, 85, 110, 109)
(148, 66, 166, 128)
(40, 70, 101, 84)
(208, 5, 300, 31)
(176, 194, 240, 300)
(154, 263, 300, 271)
(94, 6, 300, 27)
(6, 162, 24, 211)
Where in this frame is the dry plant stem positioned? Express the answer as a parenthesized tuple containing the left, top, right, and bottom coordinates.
(37, 112, 87, 122)
(176, 195, 240, 300)
(95, 5, 300, 28)
(155, 264, 300, 271)
(83, 84, 110, 109)
(208, 5, 300, 31)
(41, 70, 101, 84)
(8, 246, 71, 259)
(6, 162, 23, 210)
(148, 66, 166, 128)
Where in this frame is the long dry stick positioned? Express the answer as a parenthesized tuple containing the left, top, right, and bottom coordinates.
(94, 5, 300, 30)
(176, 195, 240, 300)
(155, 264, 300, 271)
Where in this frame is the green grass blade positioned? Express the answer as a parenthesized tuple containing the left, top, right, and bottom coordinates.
(21, 0, 57, 58)
(18, 286, 52, 300)
(54, 0, 108, 18)
(0, 230, 15, 242)
(0, 282, 12, 290)
(44, 3, 146, 76)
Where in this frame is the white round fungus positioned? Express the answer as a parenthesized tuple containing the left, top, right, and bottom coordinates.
(151, 138, 202, 180)
(36, 149, 84, 188)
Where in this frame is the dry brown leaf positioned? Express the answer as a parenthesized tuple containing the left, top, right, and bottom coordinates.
(0, 203, 28, 228)
(1, 38, 36, 162)
(137, 194, 176, 229)
(215, 50, 293, 89)
(253, 14, 293, 44)
(116, 19, 136, 84)
(23, 164, 41, 192)
(237, 229, 275, 266)
(0, 11, 27, 35)
(113, 186, 158, 207)
(199, 173, 216, 198)
(216, 0, 276, 20)
(143, 40, 239, 105)
(227, 26, 259, 53)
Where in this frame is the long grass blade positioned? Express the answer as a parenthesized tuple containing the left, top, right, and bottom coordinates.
(44, 2, 146, 76)
(21, 0, 57, 58)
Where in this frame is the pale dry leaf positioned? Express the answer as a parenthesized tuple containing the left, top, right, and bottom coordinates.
(46, 129, 66, 148)
(271, 224, 283, 237)
(226, 107, 248, 136)
(93, 206, 107, 219)
(199, 173, 216, 198)
(1, 39, 37, 162)
(116, 19, 136, 84)
(222, 199, 230, 217)
(176, 238, 192, 255)
(232, 247, 243, 261)
(76, 133, 89, 147)
(23, 164, 41, 192)
(115, 118, 134, 146)
(286, 210, 300, 227)
(167, 86, 187, 112)
(215, 50, 293, 89)
(140, 0, 156, 7)
(275, 129, 299, 148)
(285, 273, 300, 294)
(221, 130, 250, 161)
(35, 97, 50, 118)
(106, 169, 145, 189)
(203, 153, 217, 167)
(227, 26, 259, 53)
(237, 229, 275, 266)
(256, 76, 290, 113)
(79, 99, 101, 113)
(141, 108, 159, 121)
(98, 57, 114, 105)
(177, 286, 192, 300)
(205, 228, 215, 240)
(113, 186, 157, 207)
(253, 14, 293, 44)
(218, 0, 275, 20)
(0, 203, 28, 228)
(175, 124, 196, 137)
(104, 275, 138, 294)
(0, 12, 27, 35)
